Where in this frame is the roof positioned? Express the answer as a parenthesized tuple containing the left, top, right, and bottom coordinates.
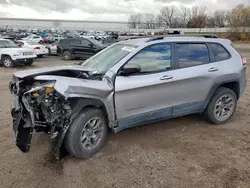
(119, 35, 231, 46)
(0, 38, 10, 41)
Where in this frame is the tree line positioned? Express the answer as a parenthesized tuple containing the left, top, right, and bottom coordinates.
(128, 4, 250, 30)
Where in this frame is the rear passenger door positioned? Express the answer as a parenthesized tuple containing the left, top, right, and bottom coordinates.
(69, 39, 82, 57)
(80, 39, 95, 58)
(169, 42, 229, 116)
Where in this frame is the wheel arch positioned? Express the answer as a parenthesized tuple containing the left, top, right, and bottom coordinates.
(204, 80, 240, 110)
(1, 54, 12, 59)
(69, 97, 115, 128)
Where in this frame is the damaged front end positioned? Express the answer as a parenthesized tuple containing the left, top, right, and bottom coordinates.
(10, 66, 115, 159)
(10, 79, 72, 158)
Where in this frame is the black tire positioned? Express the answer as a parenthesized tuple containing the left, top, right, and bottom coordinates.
(48, 48, 51, 55)
(39, 40, 43, 44)
(204, 87, 237, 125)
(65, 108, 108, 159)
(2, 56, 14, 68)
(62, 50, 72, 60)
(37, 55, 43, 58)
(24, 60, 34, 66)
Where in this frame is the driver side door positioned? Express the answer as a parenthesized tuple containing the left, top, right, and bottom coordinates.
(114, 43, 174, 128)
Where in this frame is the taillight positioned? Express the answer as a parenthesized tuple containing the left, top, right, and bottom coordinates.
(57, 45, 59, 49)
(242, 57, 247, 65)
(34, 47, 40, 50)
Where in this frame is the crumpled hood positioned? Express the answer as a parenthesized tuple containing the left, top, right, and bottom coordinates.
(13, 65, 95, 79)
(34, 75, 113, 98)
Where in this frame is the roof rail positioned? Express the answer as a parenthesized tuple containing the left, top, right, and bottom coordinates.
(124, 36, 148, 40)
(146, 34, 219, 42)
(166, 34, 219, 38)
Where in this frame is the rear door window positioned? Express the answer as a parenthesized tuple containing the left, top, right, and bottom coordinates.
(82, 39, 91, 46)
(208, 43, 231, 62)
(176, 43, 209, 69)
(70, 39, 81, 46)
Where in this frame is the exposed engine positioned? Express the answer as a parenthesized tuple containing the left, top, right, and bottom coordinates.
(21, 81, 71, 136)
(10, 80, 72, 158)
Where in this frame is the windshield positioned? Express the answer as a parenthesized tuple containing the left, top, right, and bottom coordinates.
(82, 44, 137, 73)
(27, 41, 38, 45)
(27, 41, 39, 45)
(89, 39, 103, 47)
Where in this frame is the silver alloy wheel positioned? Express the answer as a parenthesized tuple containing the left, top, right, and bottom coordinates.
(63, 51, 71, 60)
(80, 118, 105, 151)
(214, 94, 235, 121)
(3, 58, 12, 67)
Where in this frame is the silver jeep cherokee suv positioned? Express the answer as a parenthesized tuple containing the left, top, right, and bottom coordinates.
(10, 35, 247, 159)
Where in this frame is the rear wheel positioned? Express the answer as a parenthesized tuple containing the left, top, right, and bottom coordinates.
(65, 108, 108, 159)
(2, 56, 14, 68)
(62, 50, 72, 60)
(204, 87, 237, 124)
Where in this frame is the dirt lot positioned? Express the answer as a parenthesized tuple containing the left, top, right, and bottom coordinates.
(0, 47, 250, 188)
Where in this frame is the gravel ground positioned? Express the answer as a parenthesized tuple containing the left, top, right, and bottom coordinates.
(0, 47, 250, 188)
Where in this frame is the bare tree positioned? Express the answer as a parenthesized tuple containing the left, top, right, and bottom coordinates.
(191, 6, 199, 19)
(187, 6, 208, 30)
(214, 10, 226, 27)
(228, 4, 250, 39)
(136, 13, 143, 29)
(128, 13, 143, 29)
(158, 5, 179, 28)
(144, 14, 156, 29)
(180, 6, 191, 28)
(128, 14, 138, 29)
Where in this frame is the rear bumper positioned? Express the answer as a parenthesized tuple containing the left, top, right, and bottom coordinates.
(239, 66, 247, 97)
(13, 58, 36, 65)
(35, 50, 49, 55)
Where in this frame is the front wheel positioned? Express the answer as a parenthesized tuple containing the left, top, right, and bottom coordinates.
(62, 50, 72, 60)
(2, 56, 14, 68)
(204, 87, 237, 125)
(65, 108, 108, 159)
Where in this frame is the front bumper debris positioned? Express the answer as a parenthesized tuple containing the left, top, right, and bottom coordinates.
(13, 58, 36, 65)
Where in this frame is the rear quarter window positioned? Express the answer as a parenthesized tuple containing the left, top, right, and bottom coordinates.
(208, 43, 231, 62)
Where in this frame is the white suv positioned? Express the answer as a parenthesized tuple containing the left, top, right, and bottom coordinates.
(0, 39, 37, 67)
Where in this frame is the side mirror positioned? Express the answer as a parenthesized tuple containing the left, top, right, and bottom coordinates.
(120, 63, 141, 76)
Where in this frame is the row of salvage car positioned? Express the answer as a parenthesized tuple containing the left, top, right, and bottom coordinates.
(0, 38, 49, 67)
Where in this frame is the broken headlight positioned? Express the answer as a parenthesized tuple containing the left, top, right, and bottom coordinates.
(26, 81, 56, 97)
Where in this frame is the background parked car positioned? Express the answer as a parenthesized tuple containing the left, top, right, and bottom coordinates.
(17, 40, 48, 57)
(57, 38, 105, 60)
(52, 35, 64, 41)
(0, 39, 36, 67)
(47, 41, 59, 55)
(79, 34, 95, 40)
(22, 35, 43, 44)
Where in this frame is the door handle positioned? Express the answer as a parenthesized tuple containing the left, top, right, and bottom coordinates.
(208, 67, 219, 72)
(160, 75, 173, 80)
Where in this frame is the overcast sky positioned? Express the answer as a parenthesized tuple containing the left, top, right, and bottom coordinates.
(0, 0, 249, 21)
